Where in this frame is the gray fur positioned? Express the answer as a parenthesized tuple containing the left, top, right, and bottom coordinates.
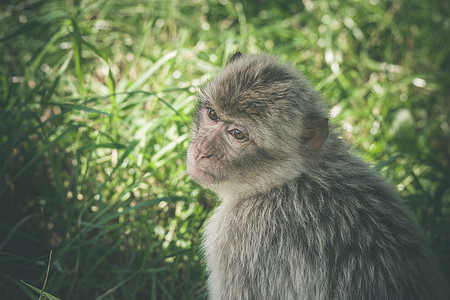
(187, 54, 448, 299)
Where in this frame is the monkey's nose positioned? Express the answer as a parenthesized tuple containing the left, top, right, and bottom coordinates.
(193, 143, 214, 160)
(196, 151, 213, 160)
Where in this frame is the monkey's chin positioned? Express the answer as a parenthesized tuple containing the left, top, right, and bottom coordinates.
(187, 160, 221, 185)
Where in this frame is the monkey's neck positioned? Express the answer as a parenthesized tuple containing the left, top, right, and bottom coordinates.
(215, 137, 382, 205)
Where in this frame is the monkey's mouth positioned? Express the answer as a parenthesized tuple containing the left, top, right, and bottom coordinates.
(187, 160, 220, 185)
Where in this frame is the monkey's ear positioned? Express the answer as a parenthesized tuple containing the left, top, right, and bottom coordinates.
(227, 51, 243, 64)
(301, 117, 329, 153)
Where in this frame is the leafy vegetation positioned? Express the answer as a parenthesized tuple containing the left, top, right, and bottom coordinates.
(1, 0, 449, 298)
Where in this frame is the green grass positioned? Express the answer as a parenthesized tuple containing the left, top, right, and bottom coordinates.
(1, 0, 449, 298)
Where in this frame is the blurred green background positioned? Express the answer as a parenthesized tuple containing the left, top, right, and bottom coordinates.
(1, 0, 449, 299)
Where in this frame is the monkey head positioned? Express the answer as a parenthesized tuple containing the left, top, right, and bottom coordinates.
(187, 53, 329, 200)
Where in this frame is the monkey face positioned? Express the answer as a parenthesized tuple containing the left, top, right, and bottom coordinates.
(187, 104, 253, 186)
(186, 97, 309, 199)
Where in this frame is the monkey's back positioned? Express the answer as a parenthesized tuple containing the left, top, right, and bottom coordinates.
(203, 153, 448, 300)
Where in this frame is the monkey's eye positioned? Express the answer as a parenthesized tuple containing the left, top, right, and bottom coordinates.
(208, 109, 218, 121)
(230, 129, 245, 140)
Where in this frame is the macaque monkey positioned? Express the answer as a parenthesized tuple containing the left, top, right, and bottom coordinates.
(187, 52, 448, 299)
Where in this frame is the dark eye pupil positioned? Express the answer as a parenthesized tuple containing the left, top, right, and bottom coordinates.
(208, 109, 218, 121)
(233, 129, 245, 140)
